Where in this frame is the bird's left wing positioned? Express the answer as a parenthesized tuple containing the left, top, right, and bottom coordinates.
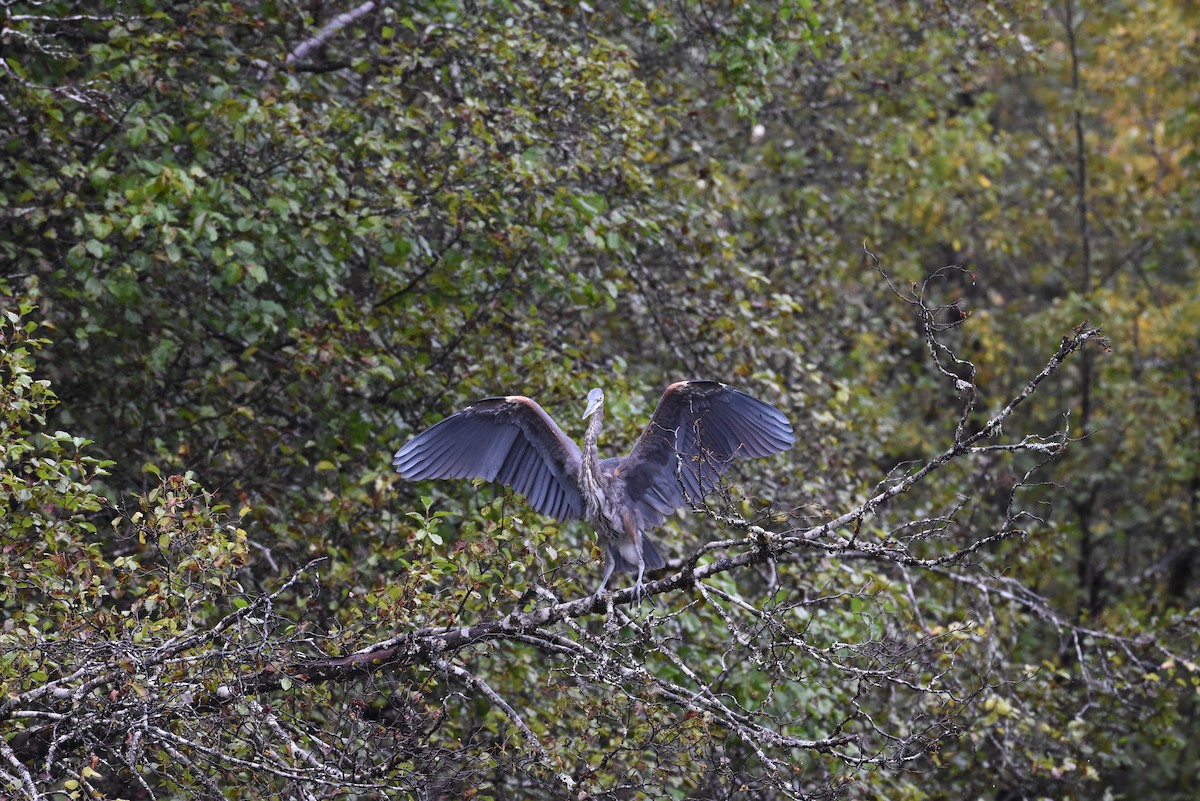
(620, 380, 794, 526)
(393, 396, 585, 522)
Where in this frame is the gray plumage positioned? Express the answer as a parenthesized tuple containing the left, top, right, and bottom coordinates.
(393, 380, 794, 600)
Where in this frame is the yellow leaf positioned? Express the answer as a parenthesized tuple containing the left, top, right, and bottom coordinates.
(977, 173, 992, 188)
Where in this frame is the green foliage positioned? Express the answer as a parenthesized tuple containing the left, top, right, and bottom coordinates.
(2, 0, 1198, 798)
(1, 306, 111, 615)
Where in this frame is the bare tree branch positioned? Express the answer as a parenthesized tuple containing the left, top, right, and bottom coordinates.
(0, 285, 1121, 800)
(286, 1, 378, 66)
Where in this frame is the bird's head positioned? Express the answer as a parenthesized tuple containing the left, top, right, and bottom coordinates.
(582, 387, 604, 420)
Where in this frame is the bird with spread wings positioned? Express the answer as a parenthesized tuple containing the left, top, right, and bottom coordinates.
(393, 380, 794, 600)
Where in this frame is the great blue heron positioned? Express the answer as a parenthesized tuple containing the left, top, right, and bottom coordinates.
(392, 380, 794, 600)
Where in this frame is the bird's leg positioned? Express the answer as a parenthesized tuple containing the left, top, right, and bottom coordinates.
(630, 527, 644, 606)
(593, 554, 615, 599)
(624, 512, 647, 607)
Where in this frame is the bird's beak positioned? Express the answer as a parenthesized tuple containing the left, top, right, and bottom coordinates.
(582, 397, 601, 420)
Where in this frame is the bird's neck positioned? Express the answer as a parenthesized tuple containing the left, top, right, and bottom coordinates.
(581, 406, 605, 496)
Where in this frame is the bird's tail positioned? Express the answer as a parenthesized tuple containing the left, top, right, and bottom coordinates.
(608, 533, 667, 574)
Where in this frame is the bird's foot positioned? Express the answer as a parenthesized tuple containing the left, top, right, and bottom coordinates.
(633, 560, 648, 608)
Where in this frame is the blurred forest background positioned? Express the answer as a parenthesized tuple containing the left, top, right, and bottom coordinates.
(2, 1, 1198, 799)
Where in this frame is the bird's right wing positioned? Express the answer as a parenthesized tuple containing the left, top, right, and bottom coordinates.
(393, 396, 585, 522)
(620, 380, 794, 526)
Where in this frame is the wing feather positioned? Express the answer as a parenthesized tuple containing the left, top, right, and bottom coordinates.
(621, 380, 794, 526)
(394, 396, 585, 522)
